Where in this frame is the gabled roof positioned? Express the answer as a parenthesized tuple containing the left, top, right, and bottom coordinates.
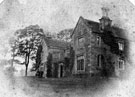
(71, 16, 100, 37)
(71, 16, 127, 40)
(43, 36, 70, 50)
(70, 16, 83, 37)
(84, 19, 100, 33)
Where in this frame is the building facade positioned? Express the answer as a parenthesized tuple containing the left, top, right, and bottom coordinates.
(41, 35, 70, 78)
(71, 8, 128, 77)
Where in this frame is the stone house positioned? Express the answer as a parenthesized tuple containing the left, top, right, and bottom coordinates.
(71, 8, 128, 77)
(41, 35, 70, 78)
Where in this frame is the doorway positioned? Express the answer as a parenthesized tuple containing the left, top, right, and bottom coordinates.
(60, 65, 63, 77)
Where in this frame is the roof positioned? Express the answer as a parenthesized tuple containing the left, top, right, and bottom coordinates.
(43, 36, 70, 50)
(111, 26, 127, 40)
(71, 16, 100, 37)
(71, 16, 127, 40)
(84, 19, 100, 32)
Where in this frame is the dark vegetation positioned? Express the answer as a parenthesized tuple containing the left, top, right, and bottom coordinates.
(101, 30, 119, 55)
(46, 53, 53, 78)
(34, 45, 42, 71)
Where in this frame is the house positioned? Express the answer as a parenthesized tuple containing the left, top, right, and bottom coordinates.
(71, 7, 128, 77)
(41, 35, 70, 78)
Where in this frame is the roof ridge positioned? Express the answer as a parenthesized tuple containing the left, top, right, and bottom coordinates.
(84, 19, 99, 24)
(43, 36, 70, 49)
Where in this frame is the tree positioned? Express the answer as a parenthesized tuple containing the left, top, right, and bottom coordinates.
(9, 36, 21, 66)
(57, 28, 73, 42)
(12, 25, 44, 76)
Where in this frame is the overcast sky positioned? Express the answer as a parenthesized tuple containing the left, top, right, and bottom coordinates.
(0, 0, 135, 57)
(0, 0, 135, 34)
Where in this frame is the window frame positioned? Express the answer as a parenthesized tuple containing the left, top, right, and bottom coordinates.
(97, 36, 101, 46)
(76, 55, 85, 71)
(97, 55, 102, 68)
(118, 41, 124, 51)
(118, 58, 125, 70)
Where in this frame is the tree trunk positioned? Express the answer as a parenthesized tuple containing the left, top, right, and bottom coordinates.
(25, 65, 28, 76)
(25, 52, 30, 76)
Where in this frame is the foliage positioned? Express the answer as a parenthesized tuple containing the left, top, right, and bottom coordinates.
(101, 29, 119, 55)
(69, 46, 75, 72)
(46, 53, 53, 78)
(34, 45, 42, 70)
(11, 25, 44, 76)
(46, 32, 57, 39)
(53, 63, 58, 78)
(64, 57, 70, 69)
(103, 55, 115, 77)
(8, 37, 18, 65)
(63, 57, 70, 77)
(57, 28, 73, 42)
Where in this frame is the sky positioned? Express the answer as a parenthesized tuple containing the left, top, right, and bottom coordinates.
(0, 0, 135, 34)
(0, 0, 3, 3)
(129, 0, 135, 5)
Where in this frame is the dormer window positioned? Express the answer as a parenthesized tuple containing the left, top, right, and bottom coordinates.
(118, 42, 124, 51)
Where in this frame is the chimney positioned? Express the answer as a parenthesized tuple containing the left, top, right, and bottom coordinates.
(102, 7, 109, 18)
(99, 7, 112, 31)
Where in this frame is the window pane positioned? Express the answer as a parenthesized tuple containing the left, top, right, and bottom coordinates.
(81, 59, 84, 70)
(97, 55, 101, 67)
(118, 42, 124, 51)
(77, 56, 84, 71)
(118, 59, 124, 70)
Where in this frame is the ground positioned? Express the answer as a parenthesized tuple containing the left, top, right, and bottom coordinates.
(0, 65, 127, 97)
(9, 76, 120, 97)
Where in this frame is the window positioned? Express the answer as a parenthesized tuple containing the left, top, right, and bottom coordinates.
(97, 36, 101, 46)
(118, 42, 124, 51)
(77, 55, 85, 71)
(78, 37, 85, 47)
(97, 55, 101, 67)
(118, 58, 124, 70)
(97, 54, 104, 68)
